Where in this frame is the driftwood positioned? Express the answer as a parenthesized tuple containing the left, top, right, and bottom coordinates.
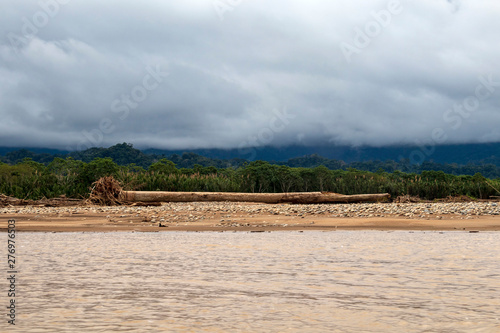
(0, 194, 83, 207)
(89, 176, 124, 205)
(120, 191, 390, 204)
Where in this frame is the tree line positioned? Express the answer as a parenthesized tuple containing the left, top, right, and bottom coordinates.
(2, 143, 500, 178)
(1, 156, 499, 201)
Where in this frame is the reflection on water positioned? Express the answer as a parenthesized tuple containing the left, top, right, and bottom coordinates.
(10, 231, 500, 332)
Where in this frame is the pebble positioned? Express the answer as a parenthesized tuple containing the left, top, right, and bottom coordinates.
(2, 202, 500, 223)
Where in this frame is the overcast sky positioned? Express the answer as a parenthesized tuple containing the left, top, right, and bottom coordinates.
(1, 0, 499, 151)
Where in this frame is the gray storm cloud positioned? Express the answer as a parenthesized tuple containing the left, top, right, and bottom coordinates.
(0, 0, 499, 150)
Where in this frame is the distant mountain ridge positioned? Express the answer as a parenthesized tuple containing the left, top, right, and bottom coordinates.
(145, 142, 500, 165)
(1, 141, 499, 165)
(1, 142, 500, 178)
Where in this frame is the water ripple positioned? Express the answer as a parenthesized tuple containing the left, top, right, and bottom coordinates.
(9, 231, 500, 332)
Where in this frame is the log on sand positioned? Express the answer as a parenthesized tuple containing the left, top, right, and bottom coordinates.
(120, 191, 390, 204)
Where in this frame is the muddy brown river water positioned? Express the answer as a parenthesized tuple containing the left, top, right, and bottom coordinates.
(5, 231, 500, 332)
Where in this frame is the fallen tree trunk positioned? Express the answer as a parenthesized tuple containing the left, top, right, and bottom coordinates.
(0, 194, 83, 207)
(120, 191, 390, 204)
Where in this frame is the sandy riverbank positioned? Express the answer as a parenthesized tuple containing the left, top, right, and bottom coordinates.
(1, 201, 500, 232)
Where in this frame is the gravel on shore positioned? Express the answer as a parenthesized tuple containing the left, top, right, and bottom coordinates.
(2, 201, 499, 222)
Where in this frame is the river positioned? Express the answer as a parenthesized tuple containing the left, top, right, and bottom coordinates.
(7, 231, 500, 332)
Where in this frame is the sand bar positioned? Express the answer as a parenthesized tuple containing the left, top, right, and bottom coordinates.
(1, 201, 500, 232)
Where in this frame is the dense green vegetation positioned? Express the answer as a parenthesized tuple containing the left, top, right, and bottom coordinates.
(1, 143, 500, 178)
(1, 156, 499, 201)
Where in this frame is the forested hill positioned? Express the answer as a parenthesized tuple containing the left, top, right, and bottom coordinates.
(1, 142, 500, 178)
(0, 143, 245, 169)
(144, 142, 500, 165)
